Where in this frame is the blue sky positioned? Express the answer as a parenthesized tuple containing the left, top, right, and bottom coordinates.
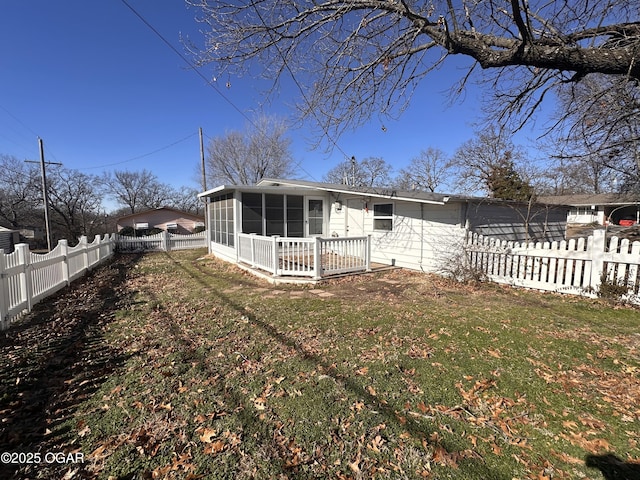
(0, 1, 547, 197)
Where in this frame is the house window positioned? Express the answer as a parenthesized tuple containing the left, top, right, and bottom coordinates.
(210, 193, 234, 246)
(373, 203, 393, 231)
(242, 193, 306, 237)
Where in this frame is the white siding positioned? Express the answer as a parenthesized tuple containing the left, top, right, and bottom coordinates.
(329, 199, 465, 272)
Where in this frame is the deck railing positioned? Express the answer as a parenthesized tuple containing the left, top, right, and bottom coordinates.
(237, 233, 371, 279)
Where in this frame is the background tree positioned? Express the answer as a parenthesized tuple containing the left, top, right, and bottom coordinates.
(537, 154, 616, 195)
(324, 156, 392, 187)
(206, 114, 295, 185)
(188, 0, 640, 145)
(171, 187, 204, 215)
(47, 167, 105, 241)
(0, 155, 40, 229)
(103, 169, 172, 214)
(395, 148, 453, 192)
(485, 160, 534, 202)
(548, 74, 640, 193)
(451, 128, 533, 198)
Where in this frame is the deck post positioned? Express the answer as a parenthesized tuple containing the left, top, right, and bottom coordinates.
(272, 236, 280, 276)
(313, 237, 322, 279)
(365, 235, 372, 272)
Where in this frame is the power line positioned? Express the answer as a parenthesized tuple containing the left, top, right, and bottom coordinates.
(248, 0, 352, 162)
(120, 0, 255, 127)
(121, 0, 334, 182)
(0, 103, 60, 162)
(79, 131, 198, 170)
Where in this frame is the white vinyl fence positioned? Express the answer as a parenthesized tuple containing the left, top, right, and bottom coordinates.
(0, 234, 116, 330)
(116, 230, 206, 252)
(237, 233, 371, 279)
(466, 229, 640, 302)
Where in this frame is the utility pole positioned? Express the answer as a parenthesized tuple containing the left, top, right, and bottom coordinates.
(199, 127, 207, 192)
(350, 156, 356, 187)
(25, 138, 62, 251)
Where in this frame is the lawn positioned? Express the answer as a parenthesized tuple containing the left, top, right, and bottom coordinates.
(1, 248, 639, 479)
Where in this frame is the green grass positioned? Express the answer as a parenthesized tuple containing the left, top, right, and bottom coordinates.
(36, 250, 640, 478)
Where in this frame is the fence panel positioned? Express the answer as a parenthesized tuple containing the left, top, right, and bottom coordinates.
(116, 232, 163, 252)
(0, 234, 116, 329)
(116, 231, 205, 252)
(169, 231, 206, 250)
(29, 244, 67, 303)
(467, 231, 640, 302)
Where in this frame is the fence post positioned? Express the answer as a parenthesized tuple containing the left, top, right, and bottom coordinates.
(589, 230, 606, 292)
(15, 244, 33, 313)
(162, 230, 170, 252)
(365, 235, 372, 272)
(77, 236, 89, 272)
(59, 239, 70, 286)
(96, 235, 103, 264)
(0, 250, 8, 329)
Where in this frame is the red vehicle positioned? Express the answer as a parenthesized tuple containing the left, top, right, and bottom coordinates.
(618, 216, 637, 227)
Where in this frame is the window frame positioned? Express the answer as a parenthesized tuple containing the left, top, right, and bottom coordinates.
(210, 192, 235, 247)
(372, 202, 394, 231)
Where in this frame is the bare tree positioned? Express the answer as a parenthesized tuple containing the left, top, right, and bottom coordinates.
(206, 114, 295, 185)
(324, 156, 392, 187)
(451, 128, 532, 197)
(187, 0, 640, 143)
(170, 186, 204, 215)
(103, 169, 172, 214)
(0, 155, 40, 229)
(547, 74, 640, 192)
(395, 148, 453, 192)
(47, 167, 105, 241)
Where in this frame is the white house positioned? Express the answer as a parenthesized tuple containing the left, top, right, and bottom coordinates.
(538, 193, 640, 226)
(198, 179, 567, 280)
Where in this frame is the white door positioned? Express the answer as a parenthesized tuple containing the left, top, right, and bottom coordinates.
(307, 198, 324, 236)
(346, 198, 364, 236)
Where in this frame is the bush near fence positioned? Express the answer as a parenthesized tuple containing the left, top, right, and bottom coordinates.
(0, 234, 116, 330)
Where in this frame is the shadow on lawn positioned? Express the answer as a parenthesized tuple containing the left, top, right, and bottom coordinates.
(0, 254, 143, 479)
(586, 454, 640, 480)
(162, 253, 511, 479)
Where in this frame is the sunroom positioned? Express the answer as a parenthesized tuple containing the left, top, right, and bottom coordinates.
(199, 183, 372, 280)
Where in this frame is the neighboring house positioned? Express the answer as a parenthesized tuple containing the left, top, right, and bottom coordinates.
(199, 178, 567, 275)
(539, 194, 640, 226)
(0, 226, 19, 253)
(116, 207, 205, 235)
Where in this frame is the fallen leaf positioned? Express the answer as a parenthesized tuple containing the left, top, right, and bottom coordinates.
(198, 428, 217, 443)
